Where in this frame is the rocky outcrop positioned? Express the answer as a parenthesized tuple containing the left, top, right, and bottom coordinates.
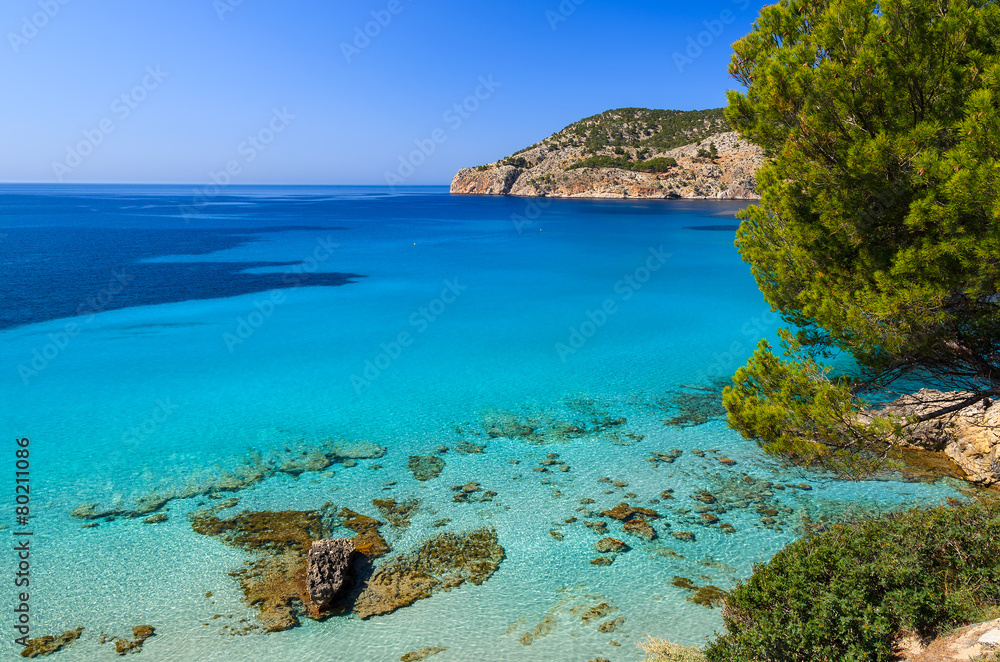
(449, 165, 521, 195)
(451, 131, 764, 199)
(191, 505, 389, 631)
(306, 539, 357, 612)
(871, 389, 1000, 485)
(897, 617, 1000, 661)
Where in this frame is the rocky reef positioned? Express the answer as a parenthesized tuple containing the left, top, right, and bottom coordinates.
(353, 527, 504, 619)
(192, 505, 503, 628)
(451, 130, 763, 199)
(72, 439, 385, 522)
(190, 505, 389, 631)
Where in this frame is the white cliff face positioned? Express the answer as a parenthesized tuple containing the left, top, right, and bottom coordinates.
(451, 131, 765, 200)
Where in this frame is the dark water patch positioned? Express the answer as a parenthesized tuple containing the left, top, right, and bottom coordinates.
(0, 226, 362, 330)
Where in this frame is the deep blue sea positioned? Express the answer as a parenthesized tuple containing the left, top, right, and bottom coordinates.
(0, 185, 964, 661)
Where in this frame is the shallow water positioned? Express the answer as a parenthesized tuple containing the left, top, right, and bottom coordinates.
(0, 185, 964, 661)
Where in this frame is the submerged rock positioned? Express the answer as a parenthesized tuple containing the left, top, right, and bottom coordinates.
(400, 647, 448, 662)
(598, 616, 626, 633)
(73, 441, 385, 522)
(280, 451, 331, 476)
(594, 537, 629, 553)
(191, 509, 328, 553)
(306, 539, 357, 612)
(114, 625, 155, 655)
(454, 440, 485, 454)
(373, 498, 420, 530)
(623, 518, 657, 541)
(339, 508, 391, 559)
(408, 456, 445, 481)
(602, 502, 660, 521)
(20, 628, 83, 658)
(353, 528, 504, 619)
(580, 603, 617, 624)
(672, 576, 726, 608)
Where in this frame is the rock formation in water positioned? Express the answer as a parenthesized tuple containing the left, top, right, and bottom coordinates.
(306, 539, 358, 611)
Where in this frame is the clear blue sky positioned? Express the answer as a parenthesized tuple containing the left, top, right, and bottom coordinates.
(0, 0, 768, 185)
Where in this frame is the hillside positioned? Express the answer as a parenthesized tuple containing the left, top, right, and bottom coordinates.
(450, 107, 764, 199)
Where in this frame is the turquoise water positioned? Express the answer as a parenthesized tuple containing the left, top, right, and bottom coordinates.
(0, 186, 963, 661)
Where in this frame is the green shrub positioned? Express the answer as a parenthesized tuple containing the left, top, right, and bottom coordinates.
(705, 501, 1000, 662)
(636, 157, 678, 173)
(566, 155, 635, 170)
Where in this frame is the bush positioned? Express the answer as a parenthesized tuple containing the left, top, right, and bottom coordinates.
(502, 156, 529, 168)
(636, 157, 678, 173)
(696, 143, 718, 160)
(566, 155, 635, 170)
(705, 501, 1000, 662)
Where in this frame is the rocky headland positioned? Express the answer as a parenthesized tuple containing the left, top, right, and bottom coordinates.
(450, 107, 764, 199)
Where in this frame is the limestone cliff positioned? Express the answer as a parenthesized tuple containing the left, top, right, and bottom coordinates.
(451, 108, 764, 199)
(871, 389, 1000, 486)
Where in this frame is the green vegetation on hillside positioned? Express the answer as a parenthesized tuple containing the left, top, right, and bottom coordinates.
(721, 0, 1000, 474)
(548, 107, 728, 153)
(704, 500, 1000, 662)
(477, 107, 729, 171)
(566, 154, 678, 173)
